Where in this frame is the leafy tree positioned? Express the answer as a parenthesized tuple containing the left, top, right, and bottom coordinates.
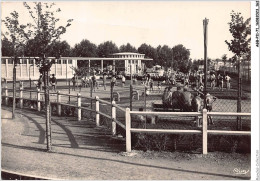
(46, 40, 71, 57)
(97, 41, 119, 57)
(225, 11, 251, 58)
(157, 45, 172, 68)
(119, 43, 137, 53)
(71, 39, 97, 57)
(137, 43, 158, 68)
(138, 43, 157, 68)
(221, 54, 228, 74)
(172, 44, 191, 72)
(2, 10, 28, 119)
(23, 2, 73, 151)
(225, 11, 250, 128)
(1, 37, 15, 56)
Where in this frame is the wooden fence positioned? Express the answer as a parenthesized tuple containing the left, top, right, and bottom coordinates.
(1, 84, 251, 155)
(126, 109, 251, 154)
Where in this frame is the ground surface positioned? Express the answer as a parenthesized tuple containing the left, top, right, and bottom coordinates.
(1, 106, 251, 180)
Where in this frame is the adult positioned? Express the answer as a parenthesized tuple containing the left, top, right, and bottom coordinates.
(71, 74, 77, 91)
(205, 93, 217, 124)
(38, 74, 43, 91)
(103, 73, 107, 90)
(92, 74, 97, 92)
(149, 78, 154, 91)
(50, 74, 57, 91)
(162, 86, 172, 107)
(171, 85, 183, 110)
(180, 86, 192, 112)
(218, 74, 224, 91)
(210, 73, 216, 90)
(225, 74, 231, 90)
(121, 75, 126, 87)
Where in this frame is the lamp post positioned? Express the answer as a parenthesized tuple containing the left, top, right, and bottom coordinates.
(203, 18, 209, 106)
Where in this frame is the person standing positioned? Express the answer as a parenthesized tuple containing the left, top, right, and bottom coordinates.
(121, 75, 126, 87)
(38, 74, 43, 91)
(71, 74, 77, 91)
(180, 86, 192, 112)
(225, 74, 231, 90)
(92, 74, 97, 92)
(50, 74, 57, 91)
(218, 74, 224, 91)
(103, 73, 107, 90)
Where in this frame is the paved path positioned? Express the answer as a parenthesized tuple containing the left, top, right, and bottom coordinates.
(1, 106, 250, 180)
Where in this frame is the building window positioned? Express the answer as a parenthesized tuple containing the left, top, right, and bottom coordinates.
(128, 60, 131, 64)
(1, 59, 6, 64)
(63, 60, 67, 64)
(57, 59, 61, 64)
(8, 59, 13, 64)
(68, 60, 72, 64)
(22, 59, 27, 64)
(29, 59, 34, 64)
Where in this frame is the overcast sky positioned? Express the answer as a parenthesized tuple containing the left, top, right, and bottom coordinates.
(1, 1, 250, 60)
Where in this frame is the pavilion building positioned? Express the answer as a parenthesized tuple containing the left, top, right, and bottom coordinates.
(1, 52, 152, 80)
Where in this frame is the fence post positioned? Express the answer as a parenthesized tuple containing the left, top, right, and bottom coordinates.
(125, 108, 131, 152)
(95, 96, 100, 126)
(112, 100, 116, 136)
(37, 89, 41, 111)
(57, 91, 61, 116)
(202, 108, 208, 154)
(19, 86, 23, 109)
(77, 93, 81, 121)
(5, 86, 8, 106)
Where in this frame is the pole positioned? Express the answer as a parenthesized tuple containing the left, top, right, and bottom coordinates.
(12, 65, 16, 119)
(237, 57, 242, 130)
(203, 18, 209, 107)
(68, 79, 71, 103)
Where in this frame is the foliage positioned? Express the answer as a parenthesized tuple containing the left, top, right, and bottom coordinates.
(119, 43, 137, 53)
(172, 44, 191, 72)
(1, 37, 15, 56)
(225, 11, 251, 58)
(157, 45, 172, 68)
(46, 40, 71, 57)
(71, 39, 97, 57)
(137, 43, 158, 68)
(2, 10, 28, 61)
(23, 2, 73, 72)
(97, 41, 119, 57)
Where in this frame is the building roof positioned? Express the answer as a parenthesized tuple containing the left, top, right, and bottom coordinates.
(110, 52, 145, 55)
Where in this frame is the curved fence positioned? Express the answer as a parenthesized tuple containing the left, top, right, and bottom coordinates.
(1, 84, 251, 154)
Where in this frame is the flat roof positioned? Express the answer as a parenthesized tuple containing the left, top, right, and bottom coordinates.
(2, 56, 153, 61)
(111, 52, 145, 55)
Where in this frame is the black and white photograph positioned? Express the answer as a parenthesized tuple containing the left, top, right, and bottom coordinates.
(1, 1, 259, 180)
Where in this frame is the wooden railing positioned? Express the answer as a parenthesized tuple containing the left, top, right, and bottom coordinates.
(1, 85, 251, 155)
(1, 86, 126, 137)
(125, 108, 251, 154)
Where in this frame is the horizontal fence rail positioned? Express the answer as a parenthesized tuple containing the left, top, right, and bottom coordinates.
(126, 108, 251, 154)
(2, 84, 251, 155)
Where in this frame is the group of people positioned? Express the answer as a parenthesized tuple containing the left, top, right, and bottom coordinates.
(162, 85, 217, 113)
(37, 74, 57, 91)
(210, 73, 231, 91)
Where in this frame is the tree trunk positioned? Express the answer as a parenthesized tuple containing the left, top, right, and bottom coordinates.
(44, 69, 52, 151)
(12, 66, 16, 119)
(237, 58, 242, 130)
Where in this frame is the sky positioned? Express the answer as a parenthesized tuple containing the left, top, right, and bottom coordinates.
(1, 1, 251, 60)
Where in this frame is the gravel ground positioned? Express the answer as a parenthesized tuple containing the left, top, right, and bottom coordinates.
(1, 106, 251, 180)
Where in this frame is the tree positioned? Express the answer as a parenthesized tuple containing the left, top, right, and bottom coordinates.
(23, 2, 73, 151)
(172, 44, 191, 72)
(1, 37, 15, 56)
(97, 41, 119, 57)
(71, 39, 97, 57)
(225, 11, 250, 130)
(157, 45, 172, 68)
(137, 43, 158, 68)
(46, 40, 71, 57)
(2, 10, 28, 119)
(119, 43, 137, 53)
